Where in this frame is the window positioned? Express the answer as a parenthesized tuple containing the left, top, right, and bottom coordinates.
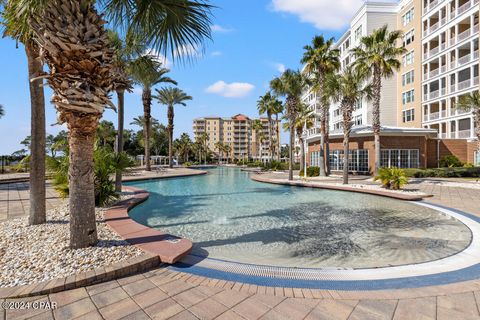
(403, 51, 414, 66)
(355, 26, 362, 41)
(402, 70, 415, 86)
(380, 149, 419, 168)
(403, 30, 415, 47)
(402, 90, 415, 104)
(355, 99, 362, 110)
(329, 149, 369, 172)
(354, 115, 363, 126)
(334, 109, 341, 117)
(403, 8, 414, 26)
(402, 108, 415, 122)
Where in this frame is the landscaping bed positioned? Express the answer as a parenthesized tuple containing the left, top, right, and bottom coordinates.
(0, 195, 143, 288)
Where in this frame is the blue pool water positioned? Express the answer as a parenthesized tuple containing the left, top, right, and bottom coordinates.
(126, 168, 471, 268)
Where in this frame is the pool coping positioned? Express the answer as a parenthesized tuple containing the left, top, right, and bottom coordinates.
(250, 174, 432, 201)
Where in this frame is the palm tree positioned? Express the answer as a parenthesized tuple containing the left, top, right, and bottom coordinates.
(223, 143, 232, 164)
(301, 35, 340, 177)
(174, 133, 193, 163)
(457, 91, 480, 155)
(214, 141, 224, 164)
(17, 0, 212, 248)
(257, 92, 275, 161)
(197, 132, 209, 165)
(129, 56, 177, 171)
(352, 25, 406, 175)
(0, 105, 4, 118)
(271, 98, 284, 161)
(294, 105, 315, 174)
(252, 119, 264, 161)
(324, 66, 372, 184)
(97, 120, 116, 147)
(270, 70, 307, 180)
(154, 87, 193, 168)
(2, 1, 47, 226)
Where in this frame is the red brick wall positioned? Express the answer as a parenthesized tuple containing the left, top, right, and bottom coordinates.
(426, 139, 477, 166)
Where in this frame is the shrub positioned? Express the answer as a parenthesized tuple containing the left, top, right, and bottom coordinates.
(439, 155, 463, 168)
(247, 161, 263, 168)
(183, 162, 192, 167)
(299, 166, 320, 177)
(374, 167, 408, 190)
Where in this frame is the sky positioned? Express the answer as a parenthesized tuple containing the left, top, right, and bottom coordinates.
(0, 0, 383, 155)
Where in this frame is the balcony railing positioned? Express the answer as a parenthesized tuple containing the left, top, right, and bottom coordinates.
(429, 68, 439, 78)
(441, 65, 447, 73)
(450, 10, 456, 19)
(450, 37, 456, 46)
(458, 53, 471, 65)
(430, 90, 440, 100)
(458, 129, 472, 139)
(441, 110, 447, 118)
(450, 84, 456, 93)
(458, 79, 471, 91)
(458, 0, 471, 15)
(440, 133, 448, 139)
(425, 0, 439, 13)
(429, 112, 440, 120)
(429, 22, 440, 35)
(441, 88, 446, 96)
(429, 47, 439, 57)
(458, 28, 471, 42)
(474, 77, 479, 86)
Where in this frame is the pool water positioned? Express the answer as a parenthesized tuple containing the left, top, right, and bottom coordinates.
(127, 168, 472, 268)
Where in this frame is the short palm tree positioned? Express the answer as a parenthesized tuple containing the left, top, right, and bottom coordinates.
(2, 0, 47, 226)
(154, 87, 193, 168)
(174, 133, 193, 163)
(270, 70, 307, 180)
(324, 66, 372, 184)
(15, 0, 212, 248)
(352, 25, 406, 175)
(257, 92, 275, 161)
(457, 91, 480, 154)
(223, 143, 232, 164)
(97, 120, 116, 147)
(301, 35, 340, 177)
(129, 56, 177, 171)
(294, 105, 315, 174)
(214, 141, 224, 164)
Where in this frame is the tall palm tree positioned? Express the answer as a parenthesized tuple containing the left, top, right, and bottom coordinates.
(301, 35, 340, 177)
(154, 87, 192, 168)
(0, 105, 4, 118)
(324, 66, 372, 184)
(294, 105, 314, 174)
(271, 98, 284, 161)
(214, 141, 224, 164)
(252, 119, 264, 161)
(2, 0, 47, 226)
(129, 56, 177, 171)
(19, 0, 212, 248)
(270, 70, 307, 180)
(257, 92, 275, 161)
(457, 91, 480, 155)
(223, 143, 232, 164)
(352, 25, 406, 175)
(197, 132, 209, 165)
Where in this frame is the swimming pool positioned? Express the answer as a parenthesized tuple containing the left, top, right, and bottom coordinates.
(126, 167, 471, 269)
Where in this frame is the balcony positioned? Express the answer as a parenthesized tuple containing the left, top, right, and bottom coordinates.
(429, 47, 439, 57)
(430, 90, 440, 100)
(458, 0, 472, 15)
(458, 53, 471, 65)
(458, 78, 472, 90)
(458, 28, 471, 42)
(474, 76, 479, 86)
(429, 68, 439, 78)
(450, 84, 456, 93)
(429, 112, 440, 120)
(425, 0, 439, 14)
(458, 129, 472, 139)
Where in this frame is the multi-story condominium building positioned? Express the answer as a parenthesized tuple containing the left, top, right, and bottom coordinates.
(301, 0, 479, 172)
(421, 0, 479, 139)
(192, 114, 279, 161)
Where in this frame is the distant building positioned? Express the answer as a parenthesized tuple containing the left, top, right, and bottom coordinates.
(192, 114, 280, 161)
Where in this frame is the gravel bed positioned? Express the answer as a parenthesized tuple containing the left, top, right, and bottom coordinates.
(0, 195, 143, 288)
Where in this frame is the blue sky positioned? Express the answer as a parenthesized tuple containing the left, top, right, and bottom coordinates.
(0, 0, 373, 154)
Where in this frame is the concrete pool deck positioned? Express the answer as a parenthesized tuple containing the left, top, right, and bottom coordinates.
(3, 169, 480, 319)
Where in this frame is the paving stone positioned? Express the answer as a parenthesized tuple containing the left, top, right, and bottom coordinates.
(393, 297, 436, 320)
(118, 309, 151, 320)
(23, 311, 55, 320)
(305, 299, 358, 320)
(272, 298, 317, 320)
(50, 288, 89, 306)
(121, 278, 156, 296)
(212, 289, 251, 308)
(168, 309, 200, 320)
(348, 299, 397, 320)
(98, 297, 140, 320)
(53, 297, 97, 320)
(172, 287, 209, 308)
(438, 292, 480, 320)
(253, 293, 286, 309)
(216, 310, 246, 320)
(157, 279, 195, 296)
(144, 297, 185, 319)
(5, 297, 50, 320)
(132, 287, 169, 309)
(189, 298, 228, 320)
(90, 286, 129, 308)
(86, 280, 119, 296)
(73, 310, 103, 320)
(231, 297, 271, 320)
(195, 285, 223, 297)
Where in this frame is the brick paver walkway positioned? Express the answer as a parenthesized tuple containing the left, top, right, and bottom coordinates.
(3, 173, 480, 319)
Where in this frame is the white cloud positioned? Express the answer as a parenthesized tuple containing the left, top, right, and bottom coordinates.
(274, 63, 286, 73)
(211, 51, 223, 57)
(143, 48, 172, 68)
(270, 0, 395, 30)
(211, 24, 234, 33)
(205, 81, 255, 98)
(174, 44, 202, 58)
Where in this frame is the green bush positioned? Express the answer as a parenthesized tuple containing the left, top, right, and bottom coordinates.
(247, 161, 263, 168)
(408, 167, 480, 178)
(439, 155, 463, 168)
(299, 166, 320, 177)
(183, 162, 192, 167)
(374, 167, 408, 190)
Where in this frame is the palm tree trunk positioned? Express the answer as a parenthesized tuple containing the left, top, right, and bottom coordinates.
(289, 123, 295, 181)
(26, 41, 46, 226)
(319, 117, 326, 176)
(325, 110, 331, 175)
(66, 113, 98, 248)
(115, 89, 125, 192)
(267, 114, 273, 162)
(275, 114, 281, 161)
(299, 137, 305, 174)
(168, 105, 174, 168)
(343, 133, 349, 185)
(143, 89, 152, 171)
(372, 68, 382, 175)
